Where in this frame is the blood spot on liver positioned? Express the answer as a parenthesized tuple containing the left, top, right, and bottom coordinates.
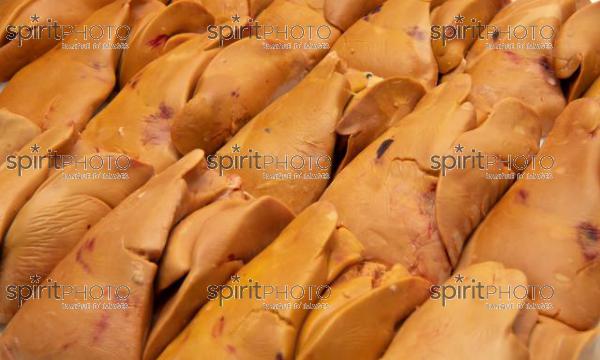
(429, 182, 437, 193)
(538, 57, 552, 74)
(142, 103, 175, 145)
(376, 139, 394, 159)
(504, 51, 521, 64)
(516, 189, 528, 203)
(579, 222, 599, 241)
(212, 316, 225, 337)
(492, 30, 500, 42)
(362, 6, 381, 21)
(577, 222, 599, 261)
(92, 313, 110, 344)
(75, 247, 92, 273)
(158, 103, 174, 119)
(91, 62, 102, 70)
(84, 237, 96, 251)
(371, 267, 385, 288)
(147, 34, 169, 48)
(407, 26, 426, 41)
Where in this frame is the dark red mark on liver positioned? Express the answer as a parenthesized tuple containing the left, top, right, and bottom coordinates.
(142, 103, 175, 145)
(407, 26, 426, 41)
(577, 222, 599, 261)
(429, 183, 437, 193)
(226, 345, 236, 354)
(129, 72, 143, 89)
(376, 139, 394, 159)
(364, 5, 382, 19)
(504, 51, 521, 64)
(83, 237, 95, 251)
(371, 268, 385, 288)
(578, 222, 599, 241)
(92, 313, 110, 344)
(61, 340, 76, 350)
(147, 34, 169, 48)
(158, 103, 174, 119)
(538, 57, 552, 74)
(363, 6, 381, 21)
(75, 247, 91, 273)
(516, 189, 528, 203)
(371, 5, 382, 13)
(492, 30, 500, 42)
(212, 316, 225, 337)
(275, 352, 284, 360)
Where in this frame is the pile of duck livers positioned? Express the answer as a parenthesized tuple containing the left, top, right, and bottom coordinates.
(0, 0, 598, 359)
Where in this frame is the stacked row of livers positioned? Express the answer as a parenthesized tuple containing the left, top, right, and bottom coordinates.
(0, 0, 598, 359)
